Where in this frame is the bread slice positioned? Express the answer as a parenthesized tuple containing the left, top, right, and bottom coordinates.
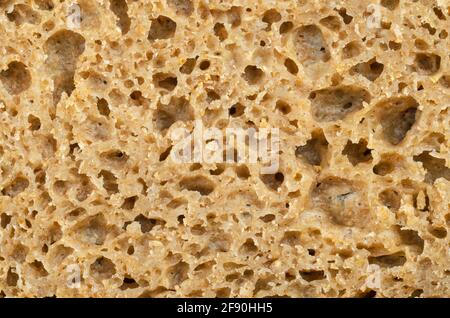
(0, 0, 449, 297)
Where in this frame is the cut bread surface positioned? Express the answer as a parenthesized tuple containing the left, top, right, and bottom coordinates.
(0, 0, 449, 298)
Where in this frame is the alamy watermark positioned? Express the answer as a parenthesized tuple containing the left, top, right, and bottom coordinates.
(364, 264, 381, 290)
(169, 120, 279, 174)
(366, 4, 382, 29)
(67, 3, 81, 29)
(66, 264, 81, 289)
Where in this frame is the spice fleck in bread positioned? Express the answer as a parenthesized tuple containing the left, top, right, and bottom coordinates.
(0, 0, 449, 298)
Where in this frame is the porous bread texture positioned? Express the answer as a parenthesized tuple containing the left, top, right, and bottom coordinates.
(0, 0, 449, 298)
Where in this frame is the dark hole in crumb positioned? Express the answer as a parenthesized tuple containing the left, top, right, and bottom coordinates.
(199, 60, 210, 70)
